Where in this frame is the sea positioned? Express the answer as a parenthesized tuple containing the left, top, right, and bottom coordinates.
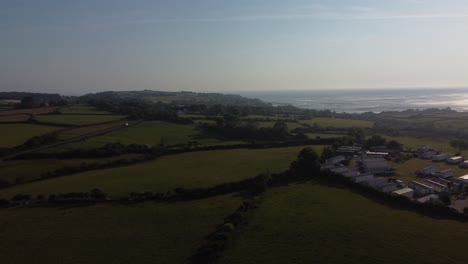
(238, 88, 468, 114)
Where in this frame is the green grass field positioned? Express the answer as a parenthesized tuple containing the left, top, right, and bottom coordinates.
(390, 158, 468, 183)
(0, 154, 144, 185)
(301, 117, 374, 128)
(51, 121, 244, 151)
(254, 121, 305, 131)
(221, 182, 468, 264)
(59, 105, 112, 115)
(0, 146, 326, 197)
(0, 193, 242, 264)
(36, 114, 125, 125)
(56, 122, 124, 140)
(380, 135, 465, 155)
(306, 133, 346, 139)
(0, 124, 61, 148)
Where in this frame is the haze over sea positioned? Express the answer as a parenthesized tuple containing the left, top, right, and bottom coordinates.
(239, 88, 468, 114)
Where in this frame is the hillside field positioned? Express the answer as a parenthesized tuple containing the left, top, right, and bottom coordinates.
(300, 117, 374, 128)
(35, 114, 125, 125)
(0, 193, 242, 264)
(221, 182, 468, 264)
(49, 121, 244, 151)
(0, 124, 61, 148)
(0, 146, 326, 198)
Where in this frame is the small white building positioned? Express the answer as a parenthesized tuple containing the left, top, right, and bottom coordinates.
(432, 154, 449, 162)
(392, 187, 414, 198)
(447, 156, 463, 164)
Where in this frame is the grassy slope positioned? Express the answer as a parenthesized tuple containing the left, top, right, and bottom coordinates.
(0, 194, 241, 264)
(52, 121, 243, 151)
(36, 114, 125, 125)
(0, 146, 326, 197)
(59, 105, 112, 114)
(0, 154, 144, 185)
(221, 183, 468, 264)
(0, 124, 60, 148)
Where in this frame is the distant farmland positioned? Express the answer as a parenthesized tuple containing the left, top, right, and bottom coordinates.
(0, 124, 60, 148)
(35, 114, 125, 126)
(0, 107, 57, 116)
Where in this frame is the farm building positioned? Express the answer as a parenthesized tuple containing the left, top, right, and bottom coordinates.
(432, 169, 454, 179)
(377, 182, 398, 193)
(459, 160, 468, 168)
(326, 164, 349, 174)
(416, 194, 440, 204)
(336, 146, 362, 156)
(370, 146, 399, 153)
(432, 153, 449, 162)
(408, 181, 435, 196)
(423, 180, 448, 193)
(418, 146, 434, 153)
(416, 166, 437, 176)
(360, 157, 393, 175)
(365, 151, 389, 158)
(447, 156, 463, 164)
(421, 150, 437, 160)
(351, 172, 374, 184)
(325, 155, 346, 166)
(392, 187, 414, 198)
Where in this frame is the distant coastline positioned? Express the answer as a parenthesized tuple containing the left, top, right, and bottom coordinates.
(238, 88, 468, 113)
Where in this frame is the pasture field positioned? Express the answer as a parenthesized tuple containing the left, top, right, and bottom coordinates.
(306, 133, 346, 139)
(0, 114, 30, 123)
(221, 183, 468, 264)
(0, 124, 60, 148)
(255, 121, 305, 131)
(380, 135, 462, 155)
(35, 114, 125, 125)
(51, 121, 244, 151)
(300, 117, 374, 128)
(0, 146, 326, 197)
(59, 105, 112, 115)
(0, 154, 144, 185)
(56, 121, 124, 141)
(390, 158, 468, 183)
(0, 193, 242, 264)
(0, 107, 57, 116)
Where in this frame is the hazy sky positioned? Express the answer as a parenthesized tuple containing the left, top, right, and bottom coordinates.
(2, 0, 468, 95)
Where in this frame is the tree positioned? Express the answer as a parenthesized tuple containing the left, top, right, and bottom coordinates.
(320, 147, 335, 163)
(21, 96, 35, 107)
(387, 140, 402, 150)
(366, 135, 387, 147)
(90, 188, 107, 200)
(291, 147, 321, 176)
(272, 121, 288, 139)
